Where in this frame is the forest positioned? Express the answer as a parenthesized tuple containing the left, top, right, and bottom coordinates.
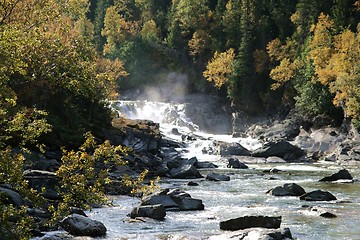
(0, 0, 359, 239)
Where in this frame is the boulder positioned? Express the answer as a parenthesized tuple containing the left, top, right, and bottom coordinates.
(300, 190, 337, 201)
(23, 170, 60, 200)
(252, 140, 304, 161)
(196, 161, 218, 169)
(227, 158, 249, 169)
(187, 181, 199, 186)
(130, 204, 166, 220)
(319, 169, 353, 182)
(169, 164, 203, 179)
(141, 189, 204, 211)
(112, 118, 161, 154)
(246, 116, 301, 141)
(60, 214, 106, 237)
(206, 173, 230, 181)
(267, 183, 306, 196)
(214, 141, 251, 156)
(0, 186, 23, 207)
(220, 216, 282, 231)
(173, 196, 205, 211)
(142, 190, 179, 209)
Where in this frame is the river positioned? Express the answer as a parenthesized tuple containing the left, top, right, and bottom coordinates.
(40, 100, 360, 239)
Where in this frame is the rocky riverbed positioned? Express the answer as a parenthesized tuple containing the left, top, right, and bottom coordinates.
(27, 94, 360, 239)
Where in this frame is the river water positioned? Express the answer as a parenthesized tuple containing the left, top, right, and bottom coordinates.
(42, 100, 360, 239)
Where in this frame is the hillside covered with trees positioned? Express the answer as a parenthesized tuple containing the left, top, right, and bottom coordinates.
(90, 0, 359, 128)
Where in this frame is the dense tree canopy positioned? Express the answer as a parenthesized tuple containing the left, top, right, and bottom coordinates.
(89, 0, 359, 127)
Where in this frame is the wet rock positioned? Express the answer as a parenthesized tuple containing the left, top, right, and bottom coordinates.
(252, 140, 305, 161)
(39, 232, 73, 240)
(319, 169, 353, 182)
(142, 194, 179, 210)
(220, 216, 282, 231)
(206, 173, 230, 181)
(187, 181, 199, 186)
(173, 196, 205, 211)
(263, 168, 282, 173)
(169, 164, 203, 179)
(227, 158, 249, 169)
(0, 185, 23, 207)
(60, 214, 106, 237)
(267, 183, 306, 196)
(141, 189, 204, 211)
(300, 190, 337, 201)
(130, 204, 166, 220)
(209, 227, 292, 240)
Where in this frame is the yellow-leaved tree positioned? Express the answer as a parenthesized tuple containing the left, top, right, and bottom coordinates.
(309, 13, 360, 125)
(203, 48, 235, 88)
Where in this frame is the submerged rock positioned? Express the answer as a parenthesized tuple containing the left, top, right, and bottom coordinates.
(60, 214, 106, 237)
(130, 204, 166, 220)
(319, 169, 353, 182)
(227, 158, 249, 169)
(300, 190, 337, 201)
(209, 227, 292, 240)
(206, 173, 230, 181)
(220, 216, 282, 231)
(301, 206, 337, 218)
(267, 183, 306, 196)
(252, 140, 304, 161)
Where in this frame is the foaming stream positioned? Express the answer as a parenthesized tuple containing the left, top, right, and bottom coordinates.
(35, 99, 360, 240)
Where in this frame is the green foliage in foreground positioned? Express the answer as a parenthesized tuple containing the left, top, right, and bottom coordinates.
(1, 131, 158, 239)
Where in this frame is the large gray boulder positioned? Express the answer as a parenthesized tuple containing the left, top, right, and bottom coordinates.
(130, 204, 166, 220)
(300, 190, 337, 201)
(111, 118, 162, 154)
(252, 141, 304, 161)
(0, 185, 23, 207)
(220, 216, 282, 231)
(60, 214, 106, 237)
(319, 169, 353, 182)
(267, 183, 306, 197)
